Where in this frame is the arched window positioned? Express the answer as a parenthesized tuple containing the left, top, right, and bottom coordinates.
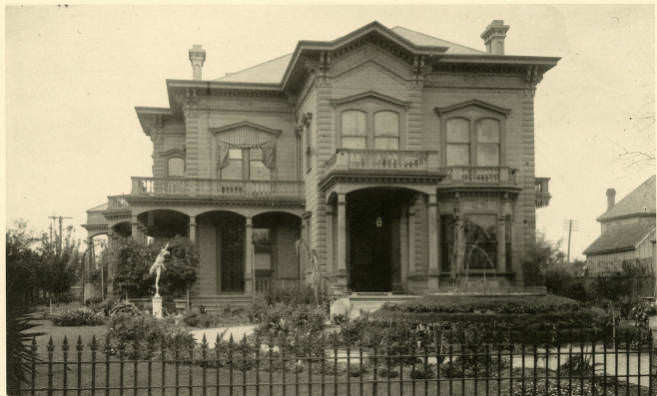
(341, 111, 367, 149)
(167, 157, 185, 177)
(445, 118, 470, 166)
(476, 118, 500, 166)
(374, 111, 400, 150)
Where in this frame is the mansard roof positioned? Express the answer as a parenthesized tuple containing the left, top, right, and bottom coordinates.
(597, 175, 656, 222)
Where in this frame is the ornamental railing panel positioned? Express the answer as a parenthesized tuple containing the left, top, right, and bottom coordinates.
(130, 177, 304, 200)
(325, 149, 440, 173)
(443, 166, 518, 185)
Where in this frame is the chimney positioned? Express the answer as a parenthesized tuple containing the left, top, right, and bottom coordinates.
(480, 20, 510, 55)
(188, 44, 206, 80)
(606, 188, 616, 211)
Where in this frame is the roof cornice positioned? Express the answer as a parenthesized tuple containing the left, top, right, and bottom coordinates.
(435, 99, 511, 117)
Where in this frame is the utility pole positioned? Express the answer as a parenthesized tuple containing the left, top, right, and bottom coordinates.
(563, 219, 578, 265)
(48, 215, 72, 255)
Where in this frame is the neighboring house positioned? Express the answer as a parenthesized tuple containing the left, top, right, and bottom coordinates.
(82, 21, 558, 303)
(584, 175, 656, 274)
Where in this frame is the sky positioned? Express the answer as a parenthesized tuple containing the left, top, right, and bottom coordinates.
(4, 4, 656, 259)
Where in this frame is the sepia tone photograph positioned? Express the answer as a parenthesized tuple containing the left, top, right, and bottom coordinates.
(4, 3, 656, 395)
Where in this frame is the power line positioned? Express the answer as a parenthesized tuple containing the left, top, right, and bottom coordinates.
(563, 219, 578, 264)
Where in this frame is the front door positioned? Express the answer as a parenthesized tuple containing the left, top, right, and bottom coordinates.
(348, 198, 393, 292)
(218, 218, 244, 292)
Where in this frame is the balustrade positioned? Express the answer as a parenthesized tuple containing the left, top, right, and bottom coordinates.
(131, 177, 304, 199)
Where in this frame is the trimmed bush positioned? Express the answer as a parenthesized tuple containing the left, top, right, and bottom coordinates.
(49, 308, 105, 326)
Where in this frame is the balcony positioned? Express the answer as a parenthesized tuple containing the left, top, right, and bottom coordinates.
(325, 149, 440, 173)
(535, 177, 551, 208)
(107, 195, 130, 211)
(440, 166, 519, 187)
(130, 177, 305, 201)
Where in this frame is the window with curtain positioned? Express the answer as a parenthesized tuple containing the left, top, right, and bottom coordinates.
(222, 149, 243, 179)
(374, 111, 400, 149)
(446, 118, 471, 166)
(167, 157, 185, 177)
(249, 149, 271, 181)
(476, 119, 501, 166)
(341, 111, 367, 149)
(464, 214, 497, 270)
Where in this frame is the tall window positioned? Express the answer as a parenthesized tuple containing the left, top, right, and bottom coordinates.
(445, 118, 470, 166)
(464, 215, 497, 270)
(476, 119, 501, 166)
(167, 157, 185, 177)
(374, 111, 400, 149)
(440, 215, 456, 272)
(222, 149, 243, 179)
(250, 150, 270, 181)
(341, 111, 367, 149)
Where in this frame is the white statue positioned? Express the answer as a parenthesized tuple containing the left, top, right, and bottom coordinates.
(149, 242, 170, 297)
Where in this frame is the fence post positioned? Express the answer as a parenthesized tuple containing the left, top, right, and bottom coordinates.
(201, 335, 208, 396)
(31, 337, 37, 396)
(47, 337, 54, 396)
(76, 336, 83, 396)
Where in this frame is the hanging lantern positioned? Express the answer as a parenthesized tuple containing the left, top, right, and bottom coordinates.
(376, 216, 383, 228)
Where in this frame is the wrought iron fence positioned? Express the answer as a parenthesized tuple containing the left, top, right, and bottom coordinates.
(8, 328, 657, 396)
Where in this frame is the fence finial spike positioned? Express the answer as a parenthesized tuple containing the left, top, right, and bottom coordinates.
(77, 335, 83, 351)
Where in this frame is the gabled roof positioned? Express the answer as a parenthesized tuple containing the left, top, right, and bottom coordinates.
(598, 175, 656, 222)
(87, 202, 108, 212)
(583, 221, 655, 256)
(215, 22, 484, 84)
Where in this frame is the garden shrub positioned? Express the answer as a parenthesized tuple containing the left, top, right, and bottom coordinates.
(110, 301, 143, 317)
(50, 307, 105, 326)
(106, 312, 195, 359)
(183, 306, 251, 328)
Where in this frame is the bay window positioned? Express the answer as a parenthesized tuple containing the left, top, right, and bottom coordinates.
(341, 111, 367, 149)
(464, 214, 497, 270)
(374, 111, 400, 149)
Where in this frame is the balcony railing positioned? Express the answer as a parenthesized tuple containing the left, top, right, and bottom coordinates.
(107, 195, 130, 210)
(325, 149, 440, 173)
(442, 166, 518, 185)
(131, 177, 304, 200)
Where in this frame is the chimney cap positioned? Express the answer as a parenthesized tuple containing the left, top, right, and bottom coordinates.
(480, 19, 510, 40)
(189, 44, 206, 61)
(606, 188, 616, 197)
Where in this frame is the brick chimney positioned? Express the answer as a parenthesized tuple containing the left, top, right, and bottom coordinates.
(481, 20, 510, 55)
(606, 188, 616, 211)
(188, 44, 206, 80)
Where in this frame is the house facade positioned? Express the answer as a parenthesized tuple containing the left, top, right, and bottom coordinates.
(83, 21, 558, 302)
(584, 175, 656, 274)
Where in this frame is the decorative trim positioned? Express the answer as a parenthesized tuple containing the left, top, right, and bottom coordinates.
(319, 171, 445, 193)
(160, 148, 186, 158)
(210, 121, 282, 137)
(125, 194, 305, 208)
(434, 99, 511, 117)
(330, 90, 410, 108)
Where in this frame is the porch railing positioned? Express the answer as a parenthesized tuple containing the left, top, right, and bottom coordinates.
(107, 195, 130, 210)
(325, 149, 440, 173)
(442, 166, 518, 185)
(535, 177, 551, 208)
(131, 177, 304, 200)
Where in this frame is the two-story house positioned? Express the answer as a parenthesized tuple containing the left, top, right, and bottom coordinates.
(83, 21, 558, 305)
(584, 175, 656, 274)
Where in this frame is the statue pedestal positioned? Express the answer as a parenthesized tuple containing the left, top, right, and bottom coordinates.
(152, 295, 163, 319)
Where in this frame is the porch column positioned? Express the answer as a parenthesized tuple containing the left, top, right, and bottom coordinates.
(131, 215, 143, 243)
(427, 193, 439, 290)
(244, 216, 253, 293)
(189, 216, 197, 244)
(408, 205, 416, 275)
(335, 193, 347, 292)
(497, 216, 506, 272)
(326, 206, 334, 273)
(106, 230, 115, 295)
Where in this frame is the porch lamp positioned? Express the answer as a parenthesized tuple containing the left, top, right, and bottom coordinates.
(376, 216, 383, 229)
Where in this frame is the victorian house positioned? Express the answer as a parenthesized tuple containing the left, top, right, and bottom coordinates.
(83, 21, 558, 305)
(584, 175, 656, 274)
